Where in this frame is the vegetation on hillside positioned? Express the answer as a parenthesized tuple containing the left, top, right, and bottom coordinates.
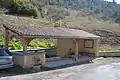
(0, 0, 41, 18)
(9, 0, 40, 18)
(1, 0, 120, 22)
(0, 0, 120, 50)
(31, 0, 120, 22)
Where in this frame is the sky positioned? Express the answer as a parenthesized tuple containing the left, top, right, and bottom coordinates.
(104, 0, 120, 4)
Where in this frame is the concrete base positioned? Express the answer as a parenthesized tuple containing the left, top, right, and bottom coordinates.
(13, 50, 45, 68)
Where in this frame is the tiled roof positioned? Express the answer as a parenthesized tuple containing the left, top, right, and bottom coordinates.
(3, 24, 100, 39)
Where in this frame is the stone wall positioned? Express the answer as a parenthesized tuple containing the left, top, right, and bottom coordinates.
(45, 48, 57, 57)
(11, 48, 57, 57)
(13, 50, 45, 68)
(99, 51, 120, 57)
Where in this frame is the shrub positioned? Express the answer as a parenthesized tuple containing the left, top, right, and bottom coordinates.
(28, 40, 55, 49)
(47, 8, 70, 21)
(54, 20, 68, 27)
(8, 40, 22, 50)
(0, 36, 4, 47)
(0, 36, 55, 50)
(9, 0, 40, 18)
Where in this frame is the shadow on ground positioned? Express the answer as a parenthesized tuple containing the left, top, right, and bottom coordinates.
(0, 65, 34, 77)
(0, 61, 92, 78)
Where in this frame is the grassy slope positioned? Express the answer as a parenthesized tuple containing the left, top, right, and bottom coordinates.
(0, 14, 54, 49)
(0, 14, 52, 27)
(56, 8, 120, 45)
(1, 10, 119, 33)
(65, 10, 120, 32)
(0, 7, 120, 49)
(0, 14, 53, 35)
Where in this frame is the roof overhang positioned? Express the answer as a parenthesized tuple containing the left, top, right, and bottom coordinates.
(3, 24, 100, 39)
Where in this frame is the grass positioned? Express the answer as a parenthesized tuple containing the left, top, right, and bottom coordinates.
(64, 10, 120, 32)
(0, 14, 53, 30)
(0, 8, 120, 33)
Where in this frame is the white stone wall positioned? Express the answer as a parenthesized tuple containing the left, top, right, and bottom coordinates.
(13, 51, 45, 68)
(99, 51, 120, 57)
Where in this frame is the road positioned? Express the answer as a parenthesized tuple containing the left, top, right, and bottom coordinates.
(1, 59, 120, 80)
(65, 60, 120, 80)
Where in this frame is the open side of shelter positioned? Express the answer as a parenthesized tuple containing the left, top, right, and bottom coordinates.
(3, 24, 100, 68)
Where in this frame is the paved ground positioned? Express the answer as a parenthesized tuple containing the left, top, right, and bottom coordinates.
(45, 56, 93, 68)
(1, 59, 120, 80)
(65, 60, 120, 80)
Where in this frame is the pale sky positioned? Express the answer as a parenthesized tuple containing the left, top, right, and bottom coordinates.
(104, 0, 120, 4)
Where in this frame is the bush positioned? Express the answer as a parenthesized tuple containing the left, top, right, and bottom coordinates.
(9, 0, 40, 18)
(8, 39, 22, 50)
(0, 35, 55, 50)
(28, 39, 55, 49)
(54, 20, 68, 27)
(8, 39, 55, 50)
(0, 36, 4, 47)
(47, 8, 70, 21)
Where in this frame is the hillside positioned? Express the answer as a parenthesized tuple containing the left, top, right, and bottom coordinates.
(0, 0, 120, 50)
(1, 0, 120, 21)
(0, 8, 120, 46)
(32, 0, 120, 22)
(51, 7, 120, 45)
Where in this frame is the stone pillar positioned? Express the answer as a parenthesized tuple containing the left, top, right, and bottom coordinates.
(95, 39, 99, 57)
(21, 38, 28, 53)
(5, 28, 9, 49)
(75, 39, 79, 60)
